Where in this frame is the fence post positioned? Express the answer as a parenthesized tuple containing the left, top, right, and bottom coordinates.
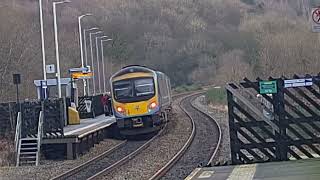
(273, 79, 288, 161)
(227, 88, 239, 164)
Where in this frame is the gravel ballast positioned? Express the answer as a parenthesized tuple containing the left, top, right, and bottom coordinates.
(161, 94, 220, 179)
(193, 95, 231, 164)
(0, 139, 122, 180)
(98, 95, 193, 180)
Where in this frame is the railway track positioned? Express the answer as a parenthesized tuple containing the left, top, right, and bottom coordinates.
(51, 92, 219, 180)
(51, 123, 167, 180)
(150, 93, 222, 179)
(51, 93, 187, 180)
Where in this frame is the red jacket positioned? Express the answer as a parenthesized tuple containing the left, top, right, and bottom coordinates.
(101, 95, 108, 106)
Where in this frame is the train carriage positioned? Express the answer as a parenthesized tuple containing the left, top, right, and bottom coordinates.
(110, 65, 172, 135)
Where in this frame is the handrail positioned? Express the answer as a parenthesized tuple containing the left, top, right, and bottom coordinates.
(36, 111, 44, 166)
(14, 112, 22, 152)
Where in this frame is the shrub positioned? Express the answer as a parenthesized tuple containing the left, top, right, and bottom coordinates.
(205, 87, 227, 105)
(174, 84, 202, 93)
(0, 135, 15, 166)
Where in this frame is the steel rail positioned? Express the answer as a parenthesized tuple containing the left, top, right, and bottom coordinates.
(149, 92, 199, 180)
(149, 92, 222, 179)
(51, 140, 127, 180)
(87, 122, 168, 180)
(83, 93, 190, 179)
(190, 97, 222, 165)
(51, 92, 196, 180)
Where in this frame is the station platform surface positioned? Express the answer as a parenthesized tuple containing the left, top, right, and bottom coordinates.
(64, 115, 116, 137)
(42, 115, 116, 144)
(186, 158, 320, 180)
(41, 115, 116, 159)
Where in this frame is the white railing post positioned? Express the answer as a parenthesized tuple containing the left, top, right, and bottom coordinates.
(36, 111, 44, 166)
(14, 112, 21, 152)
(15, 112, 22, 167)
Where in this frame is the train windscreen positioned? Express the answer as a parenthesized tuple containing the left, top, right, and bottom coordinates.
(135, 78, 154, 96)
(113, 77, 155, 102)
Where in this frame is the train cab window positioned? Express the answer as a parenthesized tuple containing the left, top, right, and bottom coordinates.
(113, 77, 155, 103)
(113, 80, 133, 100)
(135, 78, 154, 96)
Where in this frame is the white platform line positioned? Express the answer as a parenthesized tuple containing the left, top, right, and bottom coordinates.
(227, 164, 257, 180)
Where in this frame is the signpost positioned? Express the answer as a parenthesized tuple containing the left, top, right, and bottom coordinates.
(69, 67, 93, 103)
(40, 80, 48, 100)
(259, 81, 277, 94)
(13, 74, 21, 112)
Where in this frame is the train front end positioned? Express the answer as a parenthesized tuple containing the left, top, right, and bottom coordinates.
(110, 66, 161, 135)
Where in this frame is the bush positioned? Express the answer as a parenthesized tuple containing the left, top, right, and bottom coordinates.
(0, 137, 15, 166)
(174, 84, 202, 93)
(206, 88, 227, 105)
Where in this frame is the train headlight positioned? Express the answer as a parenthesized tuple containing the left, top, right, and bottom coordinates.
(149, 102, 158, 111)
(116, 106, 125, 114)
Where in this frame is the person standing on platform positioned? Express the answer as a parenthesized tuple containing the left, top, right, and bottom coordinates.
(101, 93, 109, 116)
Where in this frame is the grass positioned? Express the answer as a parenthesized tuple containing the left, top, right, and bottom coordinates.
(174, 84, 202, 93)
(0, 136, 15, 166)
(205, 87, 227, 105)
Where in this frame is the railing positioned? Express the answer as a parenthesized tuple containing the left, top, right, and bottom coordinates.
(2, 98, 64, 140)
(14, 112, 22, 152)
(36, 111, 44, 166)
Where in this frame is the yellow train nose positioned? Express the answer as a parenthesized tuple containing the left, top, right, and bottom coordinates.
(125, 102, 149, 116)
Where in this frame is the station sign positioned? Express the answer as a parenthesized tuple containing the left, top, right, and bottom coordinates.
(46, 64, 55, 74)
(284, 78, 313, 88)
(71, 72, 93, 79)
(312, 8, 320, 32)
(69, 67, 89, 73)
(259, 81, 277, 94)
(84, 99, 92, 113)
(13, 74, 21, 85)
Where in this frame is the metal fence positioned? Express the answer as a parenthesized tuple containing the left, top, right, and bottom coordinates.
(1, 94, 106, 138)
(227, 74, 320, 164)
(0, 98, 65, 139)
(0, 102, 18, 136)
(77, 94, 104, 119)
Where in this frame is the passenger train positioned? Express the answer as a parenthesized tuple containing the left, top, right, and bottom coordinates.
(110, 65, 172, 135)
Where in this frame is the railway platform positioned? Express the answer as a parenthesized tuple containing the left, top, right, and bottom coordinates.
(42, 115, 116, 160)
(186, 158, 320, 180)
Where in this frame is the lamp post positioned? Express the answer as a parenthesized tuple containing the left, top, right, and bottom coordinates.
(89, 31, 103, 95)
(83, 27, 98, 95)
(53, 0, 71, 98)
(38, 0, 47, 81)
(96, 36, 108, 94)
(101, 39, 112, 93)
(78, 13, 92, 96)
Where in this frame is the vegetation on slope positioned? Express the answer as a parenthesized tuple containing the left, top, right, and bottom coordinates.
(0, 0, 319, 101)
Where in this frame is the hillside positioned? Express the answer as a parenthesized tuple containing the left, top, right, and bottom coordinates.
(0, 0, 319, 101)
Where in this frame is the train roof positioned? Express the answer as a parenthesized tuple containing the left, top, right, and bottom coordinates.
(111, 65, 156, 79)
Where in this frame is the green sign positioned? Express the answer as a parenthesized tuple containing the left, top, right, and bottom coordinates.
(259, 81, 277, 94)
